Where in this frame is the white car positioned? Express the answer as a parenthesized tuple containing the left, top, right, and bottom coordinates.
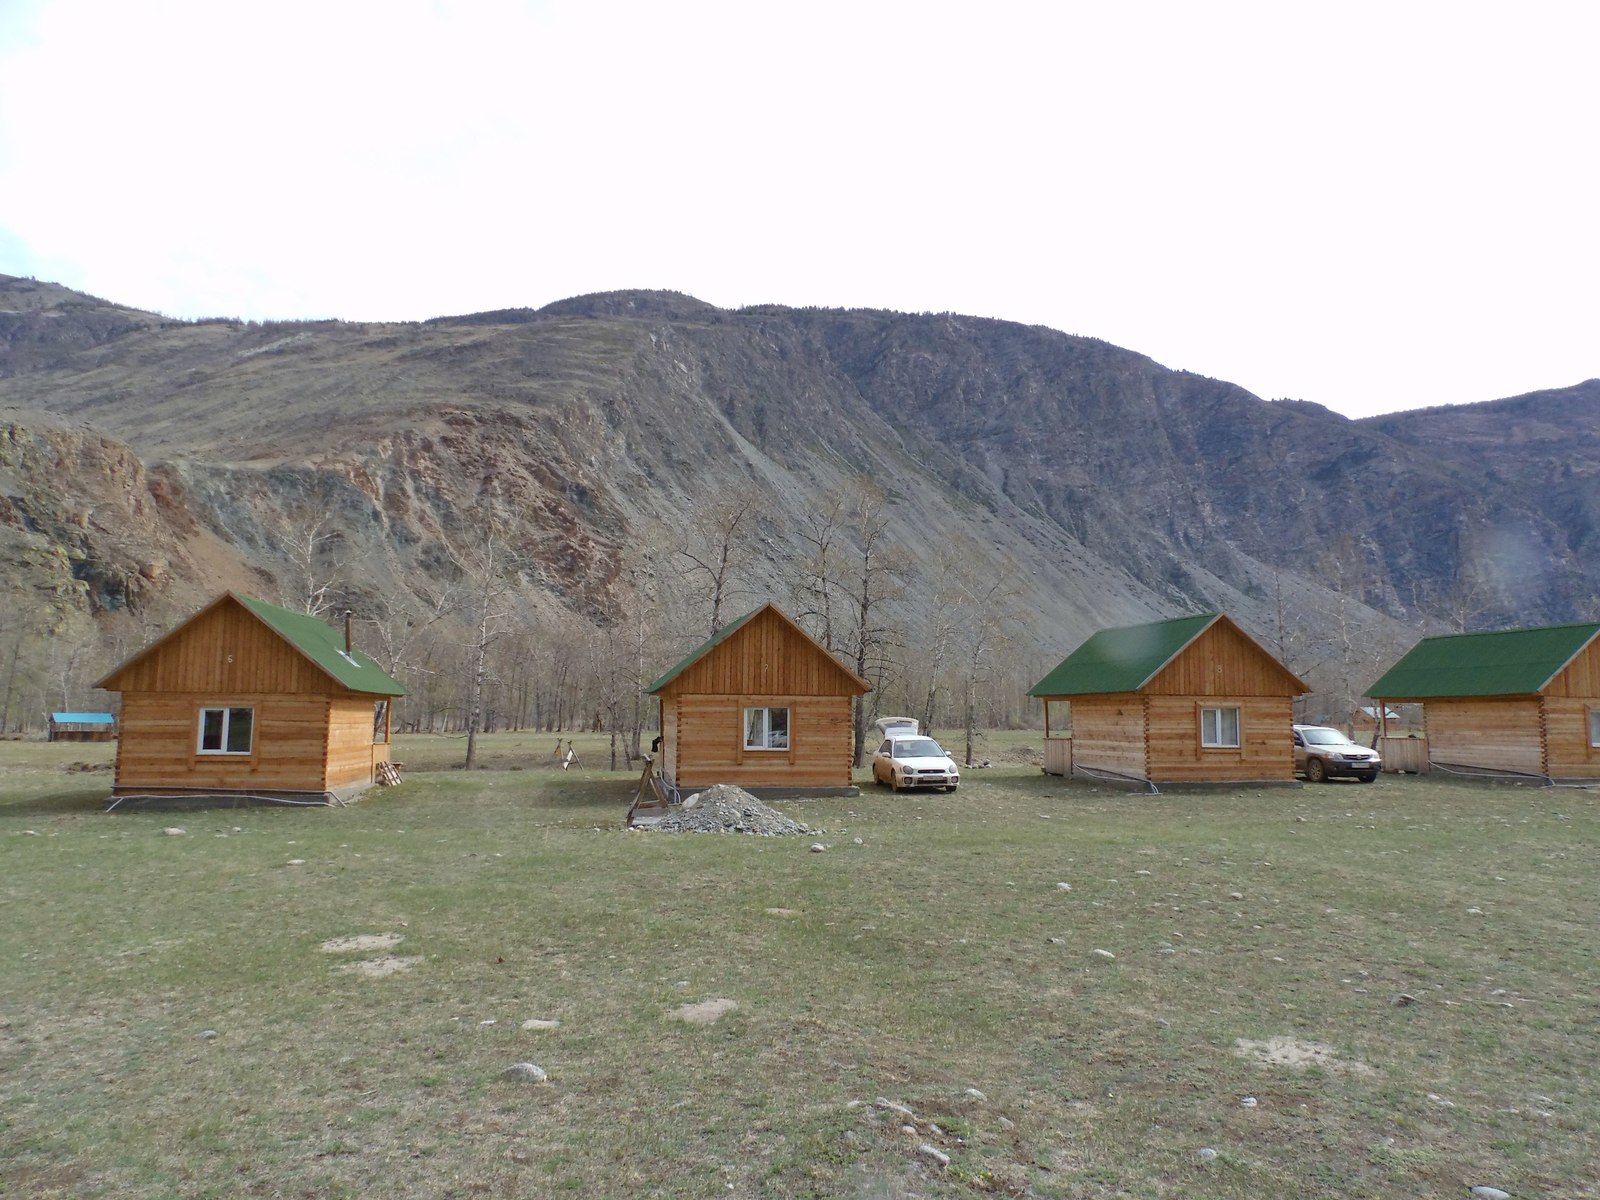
(872, 716, 919, 738)
(871, 735, 960, 792)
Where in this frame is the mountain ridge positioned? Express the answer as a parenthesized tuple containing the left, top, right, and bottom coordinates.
(2, 273, 1596, 723)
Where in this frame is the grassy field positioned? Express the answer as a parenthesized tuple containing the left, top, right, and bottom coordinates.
(2, 732, 1597, 1198)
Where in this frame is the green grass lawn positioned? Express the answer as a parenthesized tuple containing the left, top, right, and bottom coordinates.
(3, 734, 1597, 1198)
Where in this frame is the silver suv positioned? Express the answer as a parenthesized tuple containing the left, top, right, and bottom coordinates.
(1292, 725, 1381, 783)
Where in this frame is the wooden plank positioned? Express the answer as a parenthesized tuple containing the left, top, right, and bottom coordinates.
(673, 693, 853, 788)
(1144, 695, 1294, 782)
(1543, 638, 1600, 698)
(114, 693, 335, 792)
(1540, 698, 1600, 778)
(1424, 697, 1545, 775)
(1043, 738, 1072, 776)
(1380, 736, 1430, 773)
(1143, 620, 1301, 698)
(111, 601, 330, 696)
(668, 607, 861, 698)
(1070, 697, 1147, 778)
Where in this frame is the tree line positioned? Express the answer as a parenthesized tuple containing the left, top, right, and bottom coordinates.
(6, 478, 1041, 766)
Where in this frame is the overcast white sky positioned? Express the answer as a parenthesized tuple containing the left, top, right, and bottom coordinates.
(1, 1, 1595, 418)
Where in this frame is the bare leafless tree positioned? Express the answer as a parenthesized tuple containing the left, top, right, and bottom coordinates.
(941, 536, 1024, 765)
(787, 487, 848, 652)
(275, 510, 345, 616)
(678, 483, 761, 636)
(840, 481, 910, 765)
(449, 525, 522, 770)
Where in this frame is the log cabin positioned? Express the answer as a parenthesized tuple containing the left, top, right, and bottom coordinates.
(1029, 612, 1307, 787)
(95, 592, 405, 805)
(1368, 621, 1600, 781)
(48, 712, 117, 742)
(646, 603, 870, 793)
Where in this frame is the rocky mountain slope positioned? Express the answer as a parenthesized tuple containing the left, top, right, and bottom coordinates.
(2, 272, 1596, 711)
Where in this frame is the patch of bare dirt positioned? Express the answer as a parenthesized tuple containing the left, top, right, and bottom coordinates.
(1234, 1036, 1377, 1076)
(671, 998, 738, 1025)
(336, 956, 422, 978)
(320, 933, 404, 953)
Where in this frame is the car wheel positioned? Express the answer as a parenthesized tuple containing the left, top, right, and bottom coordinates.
(943, 785, 957, 793)
(1356, 772, 1377, 783)
(1305, 757, 1328, 784)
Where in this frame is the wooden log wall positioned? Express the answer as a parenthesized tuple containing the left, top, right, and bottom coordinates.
(1069, 697, 1148, 779)
(1144, 696, 1294, 782)
(1425, 698, 1545, 775)
(661, 698, 680, 783)
(114, 693, 332, 792)
(326, 696, 388, 791)
(670, 695, 853, 788)
(1540, 698, 1600, 779)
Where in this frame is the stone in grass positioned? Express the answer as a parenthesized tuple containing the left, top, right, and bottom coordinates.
(161, 827, 186, 836)
(1091, 948, 1116, 961)
(521, 1018, 561, 1030)
(1470, 1189, 1511, 1200)
(1056, 882, 1072, 892)
(917, 1144, 951, 1168)
(1198, 1147, 1218, 1162)
(197, 1029, 219, 1040)
(502, 1062, 548, 1083)
(810, 843, 827, 853)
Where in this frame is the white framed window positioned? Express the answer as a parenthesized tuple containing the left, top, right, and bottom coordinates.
(198, 706, 254, 755)
(1589, 708, 1600, 748)
(1200, 706, 1240, 749)
(743, 706, 790, 751)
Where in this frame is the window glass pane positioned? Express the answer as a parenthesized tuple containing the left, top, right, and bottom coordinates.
(1591, 710, 1600, 747)
(226, 708, 254, 754)
(768, 708, 789, 748)
(1201, 707, 1240, 748)
(745, 708, 766, 749)
(200, 708, 224, 751)
(374, 700, 389, 744)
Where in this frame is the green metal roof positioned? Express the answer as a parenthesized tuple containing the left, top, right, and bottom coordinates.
(238, 595, 406, 696)
(1369, 621, 1600, 699)
(1028, 613, 1220, 697)
(645, 606, 768, 695)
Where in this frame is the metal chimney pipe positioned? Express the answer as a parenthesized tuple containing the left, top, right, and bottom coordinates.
(344, 610, 354, 655)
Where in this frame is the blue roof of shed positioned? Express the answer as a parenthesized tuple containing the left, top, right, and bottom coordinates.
(51, 712, 115, 723)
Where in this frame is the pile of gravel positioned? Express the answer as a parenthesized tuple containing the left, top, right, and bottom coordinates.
(646, 783, 813, 836)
